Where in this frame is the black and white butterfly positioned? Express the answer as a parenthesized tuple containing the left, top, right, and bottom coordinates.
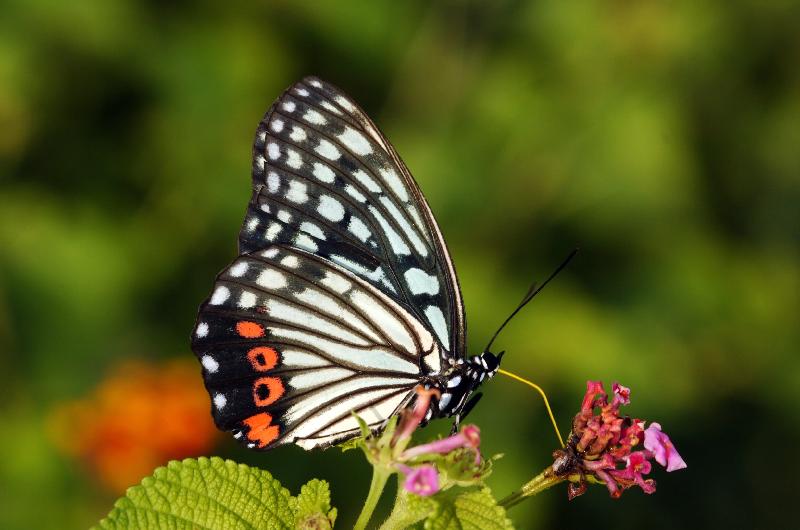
(191, 77, 503, 450)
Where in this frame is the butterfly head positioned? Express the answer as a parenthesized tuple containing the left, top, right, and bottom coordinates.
(478, 350, 503, 374)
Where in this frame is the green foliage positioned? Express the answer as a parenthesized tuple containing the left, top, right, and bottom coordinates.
(380, 485, 438, 529)
(381, 482, 512, 530)
(293, 479, 337, 530)
(95, 458, 333, 530)
(425, 488, 512, 530)
(382, 486, 512, 530)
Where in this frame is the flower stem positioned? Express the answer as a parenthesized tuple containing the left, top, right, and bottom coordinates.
(354, 466, 392, 530)
(500, 467, 565, 509)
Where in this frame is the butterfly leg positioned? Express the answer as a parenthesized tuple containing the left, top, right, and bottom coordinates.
(450, 392, 483, 435)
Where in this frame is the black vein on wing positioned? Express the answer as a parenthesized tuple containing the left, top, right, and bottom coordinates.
(269, 104, 433, 264)
(297, 387, 411, 440)
(246, 251, 392, 345)
(279, 382, 416, 438)
(263, 112, 430, 268)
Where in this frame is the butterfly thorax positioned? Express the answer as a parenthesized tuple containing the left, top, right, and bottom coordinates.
(432, 351, 501, 419)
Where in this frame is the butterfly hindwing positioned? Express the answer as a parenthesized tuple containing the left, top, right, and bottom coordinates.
(244, 77, 465, 357)
(192, 245, 443, 449)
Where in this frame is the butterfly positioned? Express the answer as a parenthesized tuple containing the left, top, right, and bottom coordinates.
(191, 77, 504, 451)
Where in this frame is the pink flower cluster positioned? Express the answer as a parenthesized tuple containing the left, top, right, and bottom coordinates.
(558, 381, 686, 499)
(392, 387, 484, 497)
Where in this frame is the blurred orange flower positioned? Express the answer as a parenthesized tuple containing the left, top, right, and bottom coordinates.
(48, 358, 221, 494)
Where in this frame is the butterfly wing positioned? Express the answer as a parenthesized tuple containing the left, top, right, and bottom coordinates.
(192, 245, 443, 450)
(241, 77, 465, 357)
(192, 77, 467, 449)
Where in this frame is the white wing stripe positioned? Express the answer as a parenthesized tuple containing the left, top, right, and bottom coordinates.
(289, 367, 355, 390)
(284, 377, 417, 424)
(266, 299, 371, 346)
(288, 386, 413, 438)
(269, 327, 419, 373)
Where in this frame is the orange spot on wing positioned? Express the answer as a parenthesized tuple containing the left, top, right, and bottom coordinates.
(236, 321, 265, 338)
(242, 412, 280, 448)
(247, 346, 279, 371)
(253, 376, 285, 407)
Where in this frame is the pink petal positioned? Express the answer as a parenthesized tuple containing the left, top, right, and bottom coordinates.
(402, 464, 440, 497)
(644, 423, 687, 472)
(581, 381, 606, 413)
(611, 382, 631, 407)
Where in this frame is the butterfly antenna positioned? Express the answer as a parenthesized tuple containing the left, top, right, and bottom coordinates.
(484, 248, 579, 353)
(498, 368, 565, 447)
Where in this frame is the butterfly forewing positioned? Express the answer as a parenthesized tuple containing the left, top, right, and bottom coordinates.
(192, 245, 443, 449)
(244, 77, 464, 356)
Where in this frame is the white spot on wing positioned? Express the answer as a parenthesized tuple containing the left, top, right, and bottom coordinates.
(201, 355, 218, 372)
(318, 195, 345, 222)
(229, 261, 249, 277)
(246, 217, 260, 232)
(303, 109, 326, 125)
(209, 286, 230, 305)
(289, 126, 307, 142)
(265, 222, 282, 241)
(404, 268, 440, 296)
(312, 162, 335, 183)
(368, 206, 410, 256)
(280, 255, 300, 268)
(379, 167, 409, 202)
(321, 101, 342, 115)
(294, 233, 318, 252)
(286, 149, 303, 169)
(255, 154, 265, 171)
(316, 139, 341, 160)
(300, 221, 326, 240)
(282, 101, 296, 113)
(257, 268, 287, 289)
(335, 95, 355, 112)
(295, 88, 309, 97)
(214, 393, 227, 410)
(380, 196, 428, 257)
(345, 184, 366, 202)
(267, 142, 280, 160)
(270, 119, 284, 132)
(286, 180, 308, 203)
(424, 305, 450, 350)
(238, 291, 257, 308)
(353, 169, 381, 192)
(339, 127, 372, 155)
(348, 216, 371, 242)
(267, 171, 280, 193)
(277, 209, 292, 223)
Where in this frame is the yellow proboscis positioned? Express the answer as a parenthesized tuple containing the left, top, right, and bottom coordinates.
(498, 369, 565, 448)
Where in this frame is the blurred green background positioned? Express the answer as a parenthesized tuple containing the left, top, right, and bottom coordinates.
(1, 1, 798, 528)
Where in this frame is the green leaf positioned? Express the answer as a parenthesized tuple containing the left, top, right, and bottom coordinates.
(95, 457, 295, 530)
(424, 488, 513, 530)
(293, 479, 337, 530)
(379, 485, 437, 530)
